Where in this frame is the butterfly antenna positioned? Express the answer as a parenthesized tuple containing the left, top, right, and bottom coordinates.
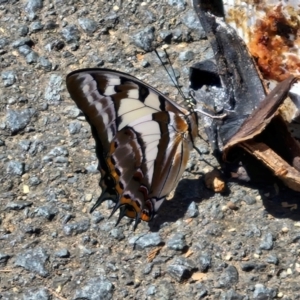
(154, 49, 186, 101)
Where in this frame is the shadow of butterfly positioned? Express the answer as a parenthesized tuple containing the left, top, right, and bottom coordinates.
(66, 68, 198, 229)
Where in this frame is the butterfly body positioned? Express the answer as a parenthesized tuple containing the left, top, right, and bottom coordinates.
(66, 68, 198, 226)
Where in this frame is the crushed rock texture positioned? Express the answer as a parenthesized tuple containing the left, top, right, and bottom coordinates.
(1, 1, 300, 299)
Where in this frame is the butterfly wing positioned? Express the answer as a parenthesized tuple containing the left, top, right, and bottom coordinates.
(66, 68, 198, 224)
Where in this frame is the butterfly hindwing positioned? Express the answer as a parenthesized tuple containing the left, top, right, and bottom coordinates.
(66, 68, 198, 224)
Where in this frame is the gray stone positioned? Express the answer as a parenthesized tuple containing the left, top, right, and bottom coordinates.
(19, 140, 31, 151)
(35, 205, 58, 220)
(291, 233, 300, 243)
(53, 156, 69, 163)
(39, 56, 52, 71)
(45, 39, 65, 51)
(198, 253, 212, 272)
(29, 176, 41, 186)
(44, 20, 57, 30)
(187, 201, 199, 218)
(0, 37, 8, 49)
(166, 233, 186, 250)
(241, 262, 256, 272)
(1, 70, 16, 87)
(63, 219, 90, 236)
(5, 201, 32, 210)
(243, 195, 256, 205)
(167, 263, 190, 282)
(141, 60, 150, 68)
(62, 213, 73, 224)
(156, 281, 176, 300)
(218, 265, 239, 288)
(18, 44, 32, 56)
(172, 28, 184, 42)
(178, 50, 194, 61)
(15, 247, 49, 277)
(12, 37, 32, 48)
(78, 245, 94, 257)
(147, 285, 156, 296)
(73, 276, 113, 300)
(30, 21, 44, 32)
(23, 224, 41, 234)
(220, 289, 244, 300)
(78, 18, 98, 34)
(61, 25, 80, 43)
(99, 221, 117, 232)
(26, 51, 39, 64)
(259, 232, 274, 250)
(25, 0, 43, 19)
(6, 161, 25, 176)
(48, 146, 69, 157)
(241, 262, 266, 272)
(253, 284, 277, 299)
(67, 106, 81, 118)
(167, 257, 195, 282)
(128, 232, 162, 249)
(159, 30, 172, 42)
(22, 288, 50, 300)
(175, 257, 196, 269)
(181, 9, 203, 30)
(197, 143, 210, 154)
(168, 0, 186, 10)
(205, 223, 224, 237)
(245, 224, 261, 237)
(132, 26, 155, 52)
(152, 266, 161, 279)
(91, 211, 104, 224)
(109, 228, 125, 241)
(195, 283, 208, 299)
(55, 248, 70, 258)
(143, 263, 153, 275)
(266, 254, 279, 265)
(86, 163, 98, 173)
(44, 74, 63, 104)
(68, 121, 81, 134)
(6, 108, 35, 133)
(0, 253, 10, 265)
(29, 140, 45, 156)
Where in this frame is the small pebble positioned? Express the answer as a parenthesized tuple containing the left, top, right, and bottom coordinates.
(167, 233, 186, 250)
(259, 232, 274, 250)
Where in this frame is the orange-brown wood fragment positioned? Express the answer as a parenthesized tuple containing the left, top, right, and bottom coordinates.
(147, 246, 163, 262)
(204, 169, 226, 193)
(240, 141, 300, 192)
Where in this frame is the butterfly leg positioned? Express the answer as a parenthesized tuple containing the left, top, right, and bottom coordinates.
(115, 206, 127, 227)
(90, 189, 117, 213)
(133, 214, 141, 231)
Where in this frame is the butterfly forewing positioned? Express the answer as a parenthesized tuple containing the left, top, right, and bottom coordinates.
(66, 68, 198, 224)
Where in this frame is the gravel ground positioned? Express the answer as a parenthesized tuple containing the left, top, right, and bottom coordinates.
(1, 0, 300, 299)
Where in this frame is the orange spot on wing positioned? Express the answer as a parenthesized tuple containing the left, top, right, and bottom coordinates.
(173, 114, 188, 133)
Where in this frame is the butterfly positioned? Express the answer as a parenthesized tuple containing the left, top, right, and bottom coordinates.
(66, 68, 198, 228)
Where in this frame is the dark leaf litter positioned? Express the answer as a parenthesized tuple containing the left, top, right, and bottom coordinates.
(1, 0, 300, 299)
